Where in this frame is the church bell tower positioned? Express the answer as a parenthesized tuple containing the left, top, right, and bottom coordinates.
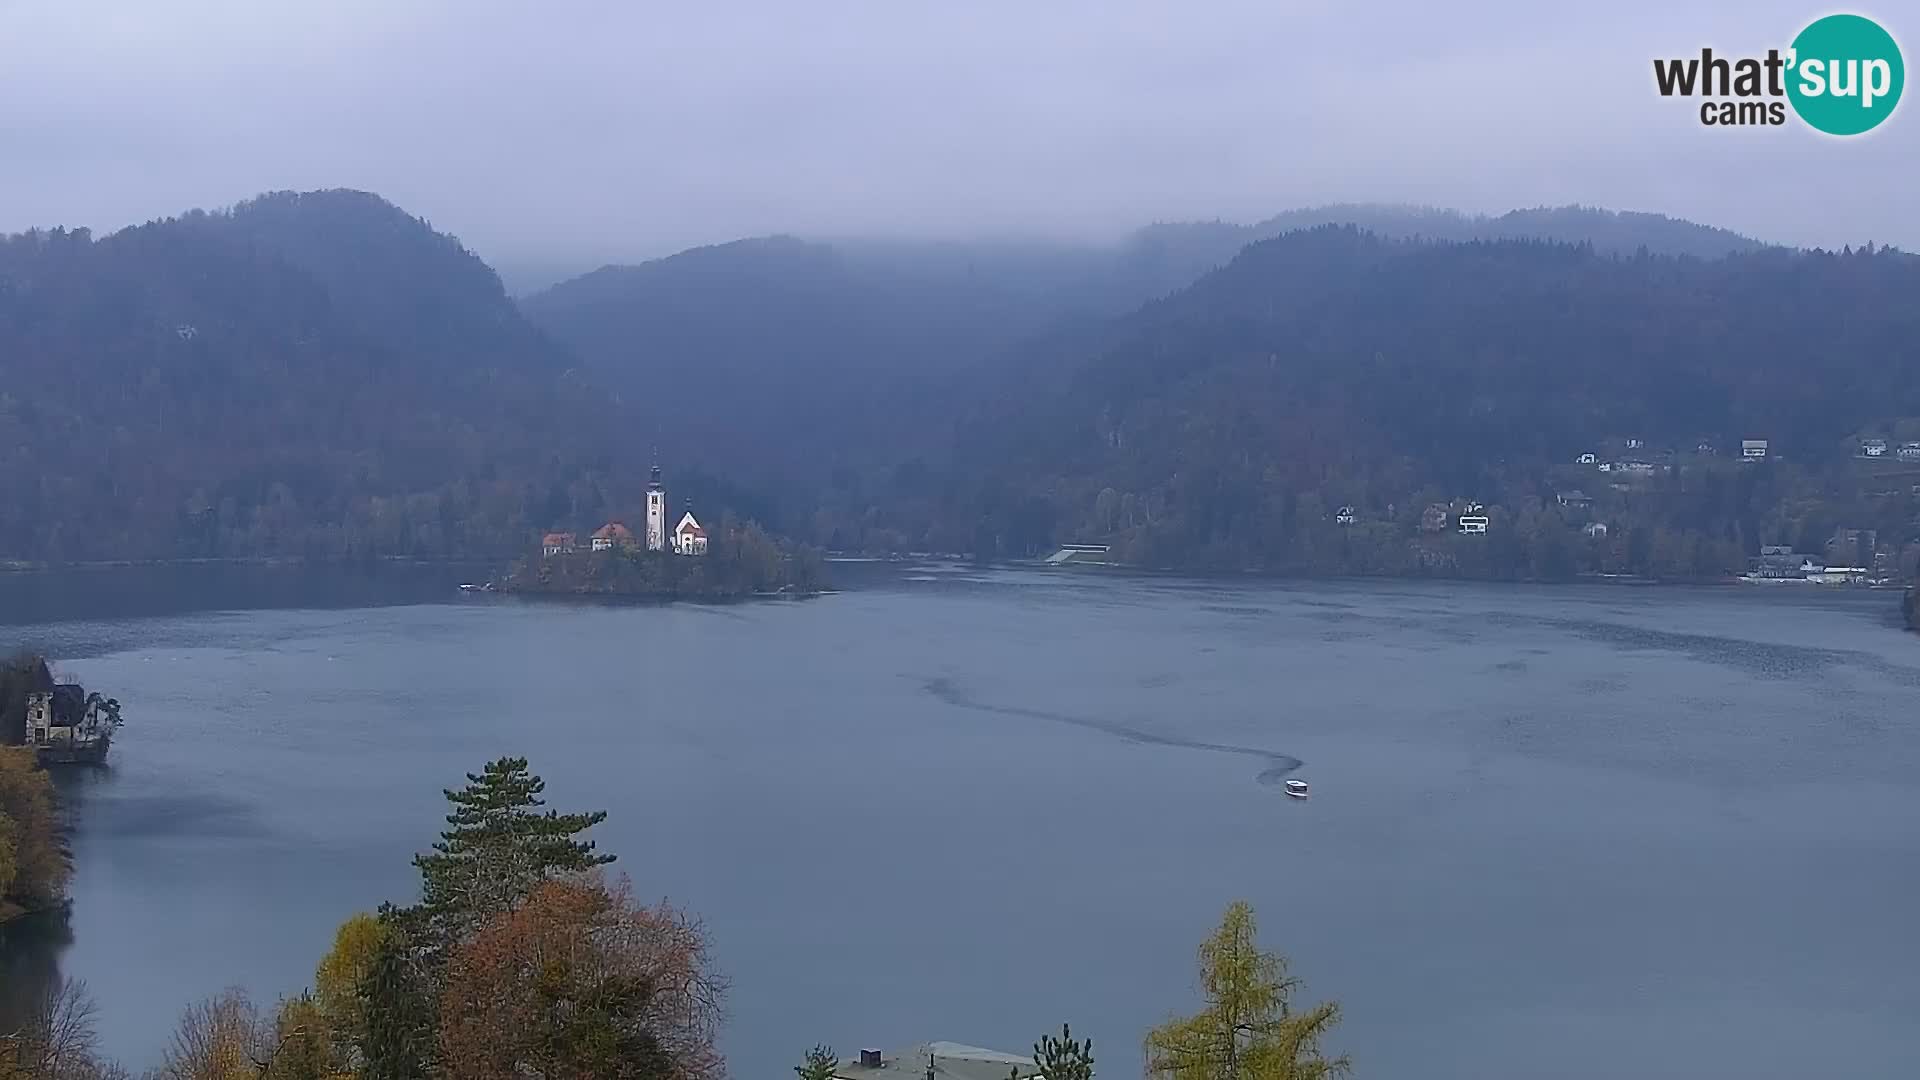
(644, 458, 667, 552)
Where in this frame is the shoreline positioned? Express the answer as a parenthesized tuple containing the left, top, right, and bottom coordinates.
(487, 586, 829, 606)
(5, 551, 1903, 596)
(979, 560, 1907, 591)
(0, 554, 499, 574)
(0, 897, 71, 929)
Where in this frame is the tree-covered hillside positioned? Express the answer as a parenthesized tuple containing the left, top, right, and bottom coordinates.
(521, 204, 1774, 526)
(809, 229, 1920, 577)
(0, 191, 630, 562)
(6, 189, 1896, 582)
(1109, 204, 1769, 302)
(519, 235, 1123, 494)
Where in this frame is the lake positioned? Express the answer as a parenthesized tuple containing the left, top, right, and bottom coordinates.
(4, 564, 1918, 1078)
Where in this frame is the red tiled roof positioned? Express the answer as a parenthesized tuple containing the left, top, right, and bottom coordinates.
(674, 518, 706, 538)
(592, 522, 635, 540)
(542, 532, 575, 546)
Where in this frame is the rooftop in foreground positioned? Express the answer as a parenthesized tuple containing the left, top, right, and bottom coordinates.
(835, 1042, 1038, 1080)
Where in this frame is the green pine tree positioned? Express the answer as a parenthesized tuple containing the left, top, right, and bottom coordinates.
(796, 1044, 839, 1080)
(405, 756, 614, 944)
(358, 923, 436, 1080)
(1035, 1024, 1093, 1080)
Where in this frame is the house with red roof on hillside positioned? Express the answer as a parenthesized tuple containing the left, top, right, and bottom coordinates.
(590, 522, 636, 552)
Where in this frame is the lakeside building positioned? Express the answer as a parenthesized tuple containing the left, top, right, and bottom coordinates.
(590, 522, 637, 552)
(834, 1043, 1040, 1080)
(25, 683, 115, 764)
(543, 463, 709, 559)
(1746, 545, 1805, 579)
(1046, 543, 1115, 565)
(673, 509, 709, 555)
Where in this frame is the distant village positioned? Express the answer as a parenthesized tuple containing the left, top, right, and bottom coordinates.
(1239, 433, 1911, 586)
(537, 463, 710, 560)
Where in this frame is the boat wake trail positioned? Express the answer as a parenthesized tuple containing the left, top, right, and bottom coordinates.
(919, 676, 1303, 789)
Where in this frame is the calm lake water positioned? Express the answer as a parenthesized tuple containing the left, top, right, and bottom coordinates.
(3, 564, 1918, 1078)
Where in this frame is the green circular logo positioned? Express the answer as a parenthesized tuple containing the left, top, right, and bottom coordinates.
(1787, 14, 1904, 135)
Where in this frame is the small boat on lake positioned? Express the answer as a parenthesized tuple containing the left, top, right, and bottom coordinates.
(1284, 779, 1309, 799)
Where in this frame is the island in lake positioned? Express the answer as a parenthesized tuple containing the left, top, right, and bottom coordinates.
(502, 462, 827, 600)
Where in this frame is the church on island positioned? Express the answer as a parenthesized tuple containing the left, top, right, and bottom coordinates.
(543, 462, 706, 558)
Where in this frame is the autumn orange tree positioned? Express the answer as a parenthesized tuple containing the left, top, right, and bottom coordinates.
(348, 756, 624, 1078)
(437, 874, 725, 1080)
(133, 757, 723, 1080)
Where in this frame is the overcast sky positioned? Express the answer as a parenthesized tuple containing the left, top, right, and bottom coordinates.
(1, 0, 1913, 281)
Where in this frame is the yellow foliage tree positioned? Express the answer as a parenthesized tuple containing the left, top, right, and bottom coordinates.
(313, 911, 390, 1064)
(152, 988, 267, 1080)
(260, 994, 347, 1080)
(0, 810, 17, 902)
(1144, 902, 1349, 1080)
(0, 748, 65, 913)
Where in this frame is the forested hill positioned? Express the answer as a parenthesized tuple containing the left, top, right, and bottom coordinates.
(217, 190, 568, 373)
(2, 189, 1871, 578)
(0, 190, 629, 562)
(987, 229, 1917, 481)
(519, 235, 1117, 492)
(818, 228, 1920, 576)
(521, 204, 1771, 503)
(1109, 204, 1770, 303)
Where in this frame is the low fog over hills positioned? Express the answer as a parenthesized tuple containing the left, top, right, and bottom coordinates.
(9, 188, 1920, 584)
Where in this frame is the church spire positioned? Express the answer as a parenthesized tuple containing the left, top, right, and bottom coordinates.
(644, 449, 667, 552)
